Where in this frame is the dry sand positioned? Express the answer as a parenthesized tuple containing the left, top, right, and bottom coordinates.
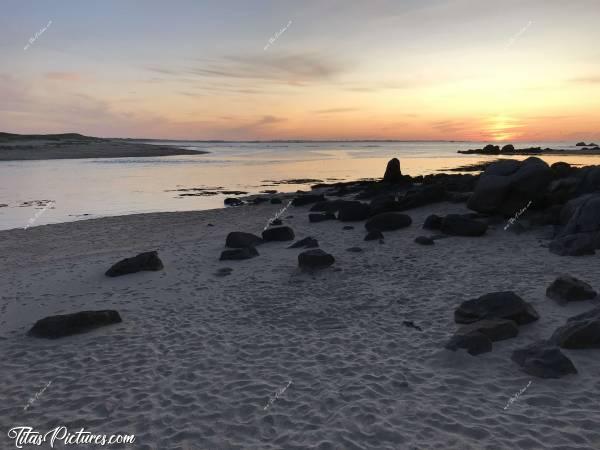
(2, 199, 600, 449)
(0, 137, 205, 161)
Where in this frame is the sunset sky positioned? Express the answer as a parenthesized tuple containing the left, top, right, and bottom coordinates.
(2, 0, 599, 141)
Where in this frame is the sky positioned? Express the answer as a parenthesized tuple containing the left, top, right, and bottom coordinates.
(1, 0, 599, 141)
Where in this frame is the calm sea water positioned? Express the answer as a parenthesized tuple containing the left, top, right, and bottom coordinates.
(1, 140, 599, 231)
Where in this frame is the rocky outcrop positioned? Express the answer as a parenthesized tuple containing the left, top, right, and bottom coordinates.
(105, 251, 164, 277)
(551, 319, 600, 349)
(28, 310, 122, 338)
(454, 291, 539, 325)
(382, 158, 403, 183)
(440, 214, 488, 237)
(550, 194, 600, 256)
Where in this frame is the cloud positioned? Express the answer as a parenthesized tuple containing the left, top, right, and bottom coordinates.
(45, 72, 84, 82)
(314, 107, 359, 114)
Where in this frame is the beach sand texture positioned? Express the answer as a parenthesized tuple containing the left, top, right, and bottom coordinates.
(2, 200, 600, 449)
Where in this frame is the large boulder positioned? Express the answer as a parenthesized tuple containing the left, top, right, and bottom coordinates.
(105, 251, 163, 277)
(546, 275, 597, 304)
(338, 203, 371, 221)
(298, 249, 335, 270)
(454, 291, 539, 325)
(550, 194, 600, 255)
(365, 212, 412, 232)
(262, 226, 295, 241)
(551, 319, 600, 349)
(511, 342, 577, 378)
(382, 158, 403, 183)
(440, 214, 488, 237)
(225, 232, 264, 248)
(220, 247, 259, 260)
(423, 214, 443, 230)
(468, 157, 552, 216)
(28, 310, 122, 338)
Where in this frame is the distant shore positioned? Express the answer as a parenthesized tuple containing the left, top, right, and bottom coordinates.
(458, 142, 600, 156)
(0, 133, 207, 161)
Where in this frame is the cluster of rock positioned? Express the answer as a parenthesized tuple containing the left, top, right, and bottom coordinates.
(446, 274, 599, 379)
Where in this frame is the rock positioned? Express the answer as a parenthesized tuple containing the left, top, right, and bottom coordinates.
(567, 306, 600, 323)
(365, 212, 412, 232)
(262, 226, 295, 241)
(214, 267, 233, 277)
(395, 185, 446, 211)
(309, 213, 336, 223)
(551, 319, 600, 349)
(454, 291, 539, 325)
(440, 214, 488, 237)
(415, 236, 434, 245)
(292, 194, 325, 206)
(28, 310, 122, 339)
(423, 214, 443, 230)
(252, 197, 269, 205)
(365, 230, 384, 241)
(105, 251, 164, 277)
(576, 142, 587, 146)
(551, 162, 572, 178)
(220, 247, 259, 260)
(288, 237, 319, 249)
(455, 319, 519, 342)
(270, 218, 283, 226)
(298, 249, 335, 269)
(346, 247, 363, 253)
(468, 157, 552, 216)
(343, 226, 354, 230)
(310, 200, 362, 213)
(501, 144, 515, 152)
(224, 198, 243, 206)
(549, 233, 596, 256)
(445, 331, 492, 356)
(383, 158, 403, 183)
(511, 342, 577, 378)
(225, 232, 264, 248)
(403, 321, 423, 331)
(270, 197, 283, 204)
(546, 275, 597, 304)
(338, 203, 371, 221)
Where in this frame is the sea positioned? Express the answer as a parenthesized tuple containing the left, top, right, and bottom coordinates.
(1, 140, 599, 231)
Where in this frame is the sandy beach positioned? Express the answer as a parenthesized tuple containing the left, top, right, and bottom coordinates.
(3, 182, 600, 448)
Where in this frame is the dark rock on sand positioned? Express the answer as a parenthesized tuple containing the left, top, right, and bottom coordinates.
(551, 318, 600, 349)
(511, 342, 577, 378)
(567, 306, 600, 323)
(262, 226, 295, 241)
(546, 275, 597, 304)
(395, 185, 446, 211)
(445, 331, 492, 356)
(338, 203, 371, 221)
(468, 157, 552, 216)
(454, 291, 539, 325)
(28, 310, 122, 339)
(225, 232, 263, 249)
(105, 251, 164, 277)
(550, 193, 600, 256)
(252, 197, 269, 205)
(382, 158, 403, 183)
(309, 213, 336, 223)
(298, 249, 335, 269)
(365, 212, 412, 232)
(415, 236, 434, 245)
(224, 197, 244, 206)
(346, 247, 363, 253)
(288, 237, 319, 249)
(310, 199, 362, 213)
(403, 321, 423, 331)
(220, 247, 259, 261)
(214, 267, 233, 277)
(423, 214, 443, 230)
(455, 319, 519, 342)
(270, 197, 283, 204)
(292, 194, 325, 207)
(270, 218, 283, 226)
(440, 214, 488, 237)
(365, 230, 384, 241)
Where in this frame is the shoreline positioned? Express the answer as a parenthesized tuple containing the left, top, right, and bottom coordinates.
(0, 133, 207, 161)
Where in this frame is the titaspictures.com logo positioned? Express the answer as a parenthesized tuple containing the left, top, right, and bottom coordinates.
(7, 426, 135, 448)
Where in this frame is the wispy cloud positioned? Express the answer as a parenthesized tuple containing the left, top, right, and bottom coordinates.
(314, 107, 358, 114)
